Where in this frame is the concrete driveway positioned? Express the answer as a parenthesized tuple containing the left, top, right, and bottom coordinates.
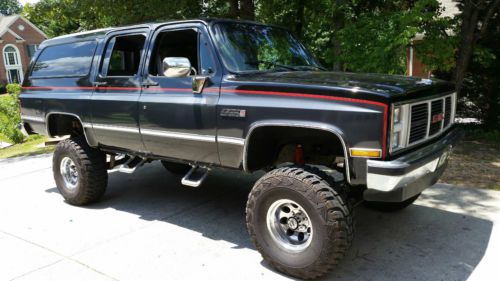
(0, 154, 499, 281)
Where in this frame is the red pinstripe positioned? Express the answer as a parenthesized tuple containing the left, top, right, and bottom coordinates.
(22, 85, 389, 158)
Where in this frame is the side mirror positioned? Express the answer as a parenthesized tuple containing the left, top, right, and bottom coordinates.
(163, 57, 192, 78)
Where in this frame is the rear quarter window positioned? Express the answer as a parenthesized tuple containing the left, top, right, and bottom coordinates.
(30, 41, 97, 78)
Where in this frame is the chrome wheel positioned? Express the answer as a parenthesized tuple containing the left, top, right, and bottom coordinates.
(60, 157, 79, 189)
(266, 199, 313, 252)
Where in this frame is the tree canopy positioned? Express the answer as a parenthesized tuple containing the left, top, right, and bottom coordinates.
(0, 0, 21, 15)
(21, 0, 500, 128)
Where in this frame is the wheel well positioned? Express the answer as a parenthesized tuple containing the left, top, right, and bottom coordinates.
(245, 126, 345, 172)
(47, 114, 84, 138)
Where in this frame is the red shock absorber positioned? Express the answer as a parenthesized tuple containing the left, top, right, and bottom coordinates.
(294, 144, 305, 165)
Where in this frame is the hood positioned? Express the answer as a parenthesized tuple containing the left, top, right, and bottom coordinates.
(226, 71, 455, 101)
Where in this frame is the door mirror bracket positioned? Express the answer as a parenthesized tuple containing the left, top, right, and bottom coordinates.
(192, 76, 207, 94)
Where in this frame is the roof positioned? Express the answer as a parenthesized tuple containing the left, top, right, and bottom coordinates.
(41, 18, 284, 47)
(0, 14, 47, 40)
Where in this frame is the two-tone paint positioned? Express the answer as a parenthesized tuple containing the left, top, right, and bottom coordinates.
(19, 19, 456, 187)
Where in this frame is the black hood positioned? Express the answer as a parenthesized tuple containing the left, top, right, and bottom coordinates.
(226, 71, 455, 101)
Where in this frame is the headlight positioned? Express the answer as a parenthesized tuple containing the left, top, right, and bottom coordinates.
(390, 105, 409, 152)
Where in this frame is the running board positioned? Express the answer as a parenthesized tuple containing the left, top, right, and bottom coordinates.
(181, 166, 209, 187)
(117, 156, 147, 174)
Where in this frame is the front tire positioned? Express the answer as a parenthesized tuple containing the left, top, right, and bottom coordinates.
(53, 137, 108, 205)
(246, 167, 353, 279)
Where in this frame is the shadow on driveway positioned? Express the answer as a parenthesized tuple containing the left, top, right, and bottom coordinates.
(46, 162, 493, 281)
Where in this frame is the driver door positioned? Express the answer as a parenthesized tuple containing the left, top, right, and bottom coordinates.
(138, 24, 221, 164)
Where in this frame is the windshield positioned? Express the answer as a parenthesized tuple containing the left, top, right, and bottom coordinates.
(213, 22, 322, 73)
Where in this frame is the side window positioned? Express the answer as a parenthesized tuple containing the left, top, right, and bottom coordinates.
(101, 34, 146, 77)
(149, 29, 200, 76)
(31, 41, 96, 78)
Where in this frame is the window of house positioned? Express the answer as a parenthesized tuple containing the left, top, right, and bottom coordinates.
(30, 41, 97, 78)
(101, 34, 146, 77)
(3, 45, 23, 83)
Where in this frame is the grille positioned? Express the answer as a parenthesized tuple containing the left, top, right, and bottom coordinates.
(409, 103, 428, 144)
(406, 93, 455, 146)
(429, 99, 443, 136)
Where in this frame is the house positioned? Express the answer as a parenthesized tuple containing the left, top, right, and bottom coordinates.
(406, 0, 460, 77)
(0, 15, 47, 85)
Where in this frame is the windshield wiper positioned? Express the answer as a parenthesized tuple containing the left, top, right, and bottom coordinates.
(245, 60, 299, 71)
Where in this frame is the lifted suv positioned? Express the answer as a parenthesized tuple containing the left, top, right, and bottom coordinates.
(20, 19, 462, 279)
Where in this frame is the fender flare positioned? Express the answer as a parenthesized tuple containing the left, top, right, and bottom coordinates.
(242, 120, 352, 184)
(45, 112, 96, 147)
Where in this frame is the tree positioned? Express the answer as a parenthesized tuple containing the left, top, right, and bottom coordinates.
(453, 0, 500, 94)
(0, 0, 21, 15)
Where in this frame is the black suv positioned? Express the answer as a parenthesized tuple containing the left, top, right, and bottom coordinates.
(19, 19, 462, 279)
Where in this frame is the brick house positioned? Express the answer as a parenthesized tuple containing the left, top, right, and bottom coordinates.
(0, 15, 47, 85)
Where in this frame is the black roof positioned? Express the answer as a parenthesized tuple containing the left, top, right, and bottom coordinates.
(40, 18, 277, 47)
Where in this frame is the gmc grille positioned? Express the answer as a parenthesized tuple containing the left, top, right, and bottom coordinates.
(408, 93, 455, 145)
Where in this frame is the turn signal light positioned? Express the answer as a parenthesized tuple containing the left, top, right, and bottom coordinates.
(349, 149, 382, 158)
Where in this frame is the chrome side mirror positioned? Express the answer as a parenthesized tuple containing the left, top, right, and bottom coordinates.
(163, 57, 191, 78)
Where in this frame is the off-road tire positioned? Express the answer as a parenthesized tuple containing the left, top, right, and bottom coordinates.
(364, 193, 421, 212)
(160, 160, 191, 175)
(246, 166, 353, 279)
(53, 137, 108, 205)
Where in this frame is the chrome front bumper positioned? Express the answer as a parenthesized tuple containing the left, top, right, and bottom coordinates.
(364, 127, 463, 202)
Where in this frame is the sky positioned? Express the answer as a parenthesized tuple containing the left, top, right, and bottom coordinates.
(19, 0, 40, 5)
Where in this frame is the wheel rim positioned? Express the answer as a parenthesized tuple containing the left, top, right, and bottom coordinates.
(60, 157, 79, 190)
(266, 199, 313, 252)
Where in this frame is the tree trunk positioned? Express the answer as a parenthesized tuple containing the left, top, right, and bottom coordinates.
(295, 0, 306, 38)
(228, 0, 239, 18)
(454, 0, 479, 94)
(239, 0, 255, 20)
(332, 0, 344, 71)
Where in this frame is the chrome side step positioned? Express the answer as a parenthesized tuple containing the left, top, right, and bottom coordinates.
(181, 166, 209, 187)
(117, 156, 147, 174)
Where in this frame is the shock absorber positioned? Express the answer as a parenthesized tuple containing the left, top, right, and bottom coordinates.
(294, 144, 305, 165)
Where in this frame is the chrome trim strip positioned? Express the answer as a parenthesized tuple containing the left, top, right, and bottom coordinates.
(141, 128, 216, 142)
(21, 115, 45, 122)
(217, 136, 245, 146)
(92, 123, 140, 134)
(243, 120, 351, 184)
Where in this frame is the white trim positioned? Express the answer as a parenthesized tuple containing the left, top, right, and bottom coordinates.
(409, 45, 414, 76)
(217, 136, 245, 146)
(141, 129, 216, 143)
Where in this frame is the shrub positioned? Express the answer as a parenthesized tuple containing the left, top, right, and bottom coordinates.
(6, 83, 21, 95)
(0, 84, 24, 144)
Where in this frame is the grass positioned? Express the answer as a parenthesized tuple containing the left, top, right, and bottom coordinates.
(0, 135, 55, 159)
(0, 133, 10, 143)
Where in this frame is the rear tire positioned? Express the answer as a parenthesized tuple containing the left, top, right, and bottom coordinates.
(246, 166, 353, 279)
(364, 193, 421, 212)
(161, 160, 191, 175)
(53, 137, 108, 205)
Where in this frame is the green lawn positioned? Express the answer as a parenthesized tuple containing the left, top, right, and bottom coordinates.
(0, 135, 55, 159)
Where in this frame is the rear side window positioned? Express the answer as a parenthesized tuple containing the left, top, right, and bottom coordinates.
(31, 41, 97, 78)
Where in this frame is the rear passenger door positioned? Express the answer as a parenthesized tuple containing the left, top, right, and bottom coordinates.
(91, 29, 149, 152)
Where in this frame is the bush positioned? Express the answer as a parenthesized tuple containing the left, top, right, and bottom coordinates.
(6, 83, 21, 95)
(0, 83, 24, 144)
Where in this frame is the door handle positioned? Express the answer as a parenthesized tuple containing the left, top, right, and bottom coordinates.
(93, 81, 107, 87)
